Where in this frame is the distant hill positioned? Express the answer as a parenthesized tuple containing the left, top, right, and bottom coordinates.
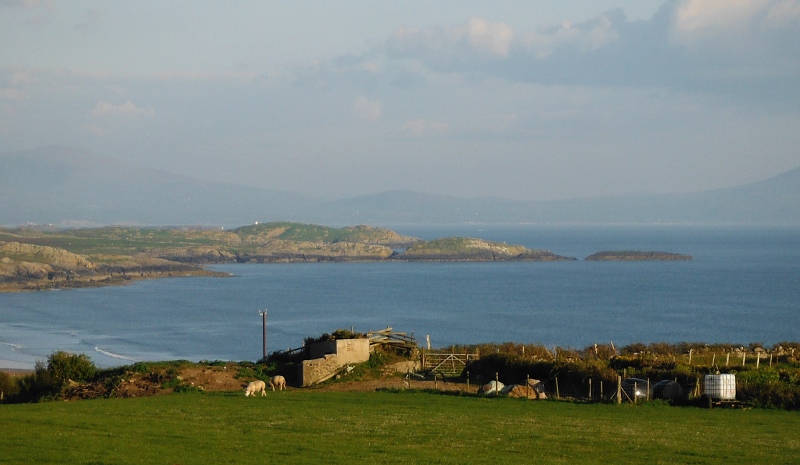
(0, 146, 318, 226)
(308, 169, 800, 225)
(2, 146, 798, 226)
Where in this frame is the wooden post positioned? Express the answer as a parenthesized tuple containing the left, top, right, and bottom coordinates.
(426, 335, 431, 350)
(726, 352, 730, 367)
(742, 352, 746, 367)
(526, 374, 530, 397)
(467, 371, 470, 392)
(589, 378, 592, 400)
(688, 348, 693, 365)
(555, 377, 560, 400)
(712, 353, 716, 366)
(770, 354, 773, 367)
(435, 373, 438, 390)
(647, 379, 650, 401)
(616, 375, 622, 405)
(633, 381, 638, 404)
(600, 380, 604, 400)
(259, 309, 268, 360)
(495, 372, 499, 395)
(756, 353, 760, 369)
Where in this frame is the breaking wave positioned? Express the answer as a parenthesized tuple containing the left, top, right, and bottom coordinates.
(94, 346, 139, 362)
(0, 341, 24, 352)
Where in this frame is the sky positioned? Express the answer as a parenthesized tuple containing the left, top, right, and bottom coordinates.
(1, 0, 799, 201)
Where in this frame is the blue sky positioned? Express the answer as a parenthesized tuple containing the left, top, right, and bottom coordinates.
(1, 0, 799, 201)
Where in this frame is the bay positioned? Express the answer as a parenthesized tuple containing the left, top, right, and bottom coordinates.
(1, 225, 798, 369)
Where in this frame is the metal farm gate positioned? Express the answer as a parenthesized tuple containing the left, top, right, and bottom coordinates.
(421, 353, 478, 376)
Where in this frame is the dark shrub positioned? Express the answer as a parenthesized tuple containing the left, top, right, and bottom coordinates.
(0, 371, 20, 399)
(47, 351, 97, 384)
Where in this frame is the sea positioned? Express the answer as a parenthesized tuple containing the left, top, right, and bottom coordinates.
(1, 225, 798, 369)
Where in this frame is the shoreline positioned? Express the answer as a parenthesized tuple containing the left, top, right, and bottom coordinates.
(0, 268, 230, 293)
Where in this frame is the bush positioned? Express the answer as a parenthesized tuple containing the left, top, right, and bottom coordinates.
(739, 380, 800, 410)
(16, 360, 57, 402)
(0, 371, 20, 399)
(47, 351, 96, 384)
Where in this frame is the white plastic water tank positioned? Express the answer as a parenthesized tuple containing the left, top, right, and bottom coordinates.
(704, 374, 736, 400)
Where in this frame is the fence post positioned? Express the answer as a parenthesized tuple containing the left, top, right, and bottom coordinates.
(756, 353, 760, 370)
(726, 352, 730, 367)
(647, 378, 650, 401)
(467, 371, 470, 392)
(555, 377, 560, 400)
(616, 375, 621, 405)
(600, 380, 604, 401)
(589, 378, 592, 400)
(495, 372, 499, 395)
(742, 352, 746, 367)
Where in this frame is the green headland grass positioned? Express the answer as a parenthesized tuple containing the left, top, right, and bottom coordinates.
(2, 390, 799, 464)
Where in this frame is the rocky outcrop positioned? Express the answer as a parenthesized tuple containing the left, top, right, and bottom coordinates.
(0, 241, 224, 292)
(237, 240, 395, 262)
(0, 241, 94, 269)
(154, 247, 237, 263)
(397, 237, 575, 261)
(585, 251, 692, 261)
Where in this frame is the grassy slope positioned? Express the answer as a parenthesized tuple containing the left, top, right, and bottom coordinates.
(2, 391, 798, 464)
(0, 223, 416, 257)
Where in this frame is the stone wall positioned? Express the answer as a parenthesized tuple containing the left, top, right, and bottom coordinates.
(300, 355, 342, 387)
(300, 338, 371, 386)
(307, 339, 370, 365)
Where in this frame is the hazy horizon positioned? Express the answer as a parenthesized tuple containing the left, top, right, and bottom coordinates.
(2, 1, 799, 202)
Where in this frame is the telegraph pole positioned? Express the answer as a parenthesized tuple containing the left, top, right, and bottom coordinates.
(259, 308, 268, 360)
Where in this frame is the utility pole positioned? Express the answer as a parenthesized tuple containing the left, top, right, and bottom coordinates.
(259, 308, 268, 360)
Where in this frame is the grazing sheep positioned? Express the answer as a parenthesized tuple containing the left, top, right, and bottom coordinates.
(269, 375, 286, 391)
(244, 380, 267, 397)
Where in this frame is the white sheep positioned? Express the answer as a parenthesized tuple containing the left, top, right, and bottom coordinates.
(269, 375, 286, 391)
(244, 380, 267, 397)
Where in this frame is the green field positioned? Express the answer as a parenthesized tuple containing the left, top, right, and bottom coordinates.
(2, 390, 798, 464)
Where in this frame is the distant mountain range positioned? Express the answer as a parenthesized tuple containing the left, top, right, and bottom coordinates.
(2, 146, 799, 226)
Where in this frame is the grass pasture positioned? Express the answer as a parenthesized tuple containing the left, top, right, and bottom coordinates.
(2, 390, 799, 464)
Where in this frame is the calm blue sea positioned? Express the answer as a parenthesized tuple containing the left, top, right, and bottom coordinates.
(1, 225, 798, 369)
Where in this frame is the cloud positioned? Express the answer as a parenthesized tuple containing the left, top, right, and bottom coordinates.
(670, 0, 800, 46)
(305, 3, 793, 103)
(462, 18, 515, 57)
(91, 100, 154, 119)
(402, 119, 449, 137)
(85, 100, 154, 137)
(352, 96, 382, 121)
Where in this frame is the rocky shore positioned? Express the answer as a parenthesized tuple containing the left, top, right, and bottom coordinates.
(584, 251, 692, 261)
